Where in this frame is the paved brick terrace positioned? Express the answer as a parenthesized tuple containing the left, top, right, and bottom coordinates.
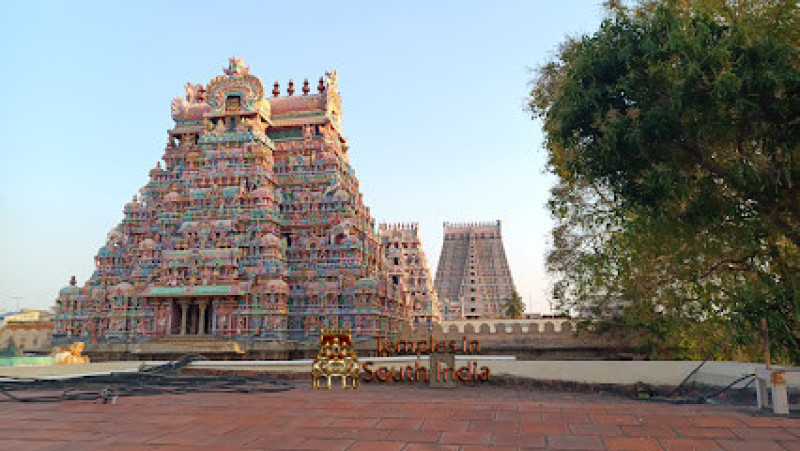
(0, 384, 797, 450)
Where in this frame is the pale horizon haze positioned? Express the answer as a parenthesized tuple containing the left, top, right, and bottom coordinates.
(0, 1, 605, 314)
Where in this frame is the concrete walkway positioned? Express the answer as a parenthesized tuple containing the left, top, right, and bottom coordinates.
(0, 384, 797, 450)
(0, 362, 142, 379)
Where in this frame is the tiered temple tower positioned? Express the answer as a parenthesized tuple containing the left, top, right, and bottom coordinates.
(434, 221, 515, 320)
(54, 58, 404, 342)
(378, 223, 441, 328)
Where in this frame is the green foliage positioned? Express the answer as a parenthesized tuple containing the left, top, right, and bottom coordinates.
(503, 291, 525, 319)
(532, 0, 799, 363)
(0, 342, 23, 358)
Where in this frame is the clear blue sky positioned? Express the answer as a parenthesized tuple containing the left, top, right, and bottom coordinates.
(0, 1, 605, 313)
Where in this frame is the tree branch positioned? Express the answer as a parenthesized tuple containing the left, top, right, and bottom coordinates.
(696, 254, 755, 281)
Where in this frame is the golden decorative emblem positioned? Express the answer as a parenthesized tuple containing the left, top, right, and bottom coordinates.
(312, 328, 360, 389)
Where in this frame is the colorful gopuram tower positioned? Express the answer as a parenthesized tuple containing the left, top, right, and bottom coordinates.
(434, 221, 516, 320)
(378, 223, 441, 328)
(54, 58, 405, 343)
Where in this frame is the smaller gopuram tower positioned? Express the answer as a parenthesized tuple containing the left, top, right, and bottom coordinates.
(434, 221, 515, 320)
(378, 223, 441, 327)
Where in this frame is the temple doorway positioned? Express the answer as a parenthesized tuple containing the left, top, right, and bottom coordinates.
(188, 303, 200, 334)
(170, 298, 213, 336)
(170, 304, 181, 335)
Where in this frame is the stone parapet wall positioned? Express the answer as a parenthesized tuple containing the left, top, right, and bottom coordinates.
(395, 319, 632, 359)
(438, 318, 572, 334)
(82, 318, 635, 361)
(397, 319, 595, 343)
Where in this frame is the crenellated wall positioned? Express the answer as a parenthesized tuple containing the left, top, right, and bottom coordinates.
(396, 319, 580, 342)
(436, 319, 573, 334)
(83, 317, 637, 361)
(378, 223, 418, 231)
(442, 221, 503, 229)
(393, 319, 632, 359)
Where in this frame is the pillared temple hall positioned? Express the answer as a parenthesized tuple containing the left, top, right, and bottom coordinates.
(54, 59, 514, 343)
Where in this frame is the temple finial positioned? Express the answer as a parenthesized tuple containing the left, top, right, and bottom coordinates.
(272, 81, 280, 97)
(287, 79, 295, 96)
(325, 70, 339, 92)
(318, 77, 325, 93)
(223, 56, 249, 77)
(302, 79, 310, 96)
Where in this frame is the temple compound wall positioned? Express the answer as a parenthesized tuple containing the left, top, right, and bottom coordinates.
(83, 318, 632, 361)
(54, 58, 407, 344)
(394, 319, 631, 360)
(378, 223, 440, 328)
(434, 221, 516, 320)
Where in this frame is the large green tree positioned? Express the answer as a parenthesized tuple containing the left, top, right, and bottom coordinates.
(531, 0, 799, 363)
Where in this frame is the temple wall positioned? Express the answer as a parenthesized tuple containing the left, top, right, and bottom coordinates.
(396, 319, 587, 342)
(391, 319, 630, 359)
(436, 319, 572, 334)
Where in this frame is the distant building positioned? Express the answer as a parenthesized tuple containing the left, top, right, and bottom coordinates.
(378, 223, 440, 328)
(434, 221, 516, 320)
(0, 309, 52, 328)
(0, 309, 54, 353)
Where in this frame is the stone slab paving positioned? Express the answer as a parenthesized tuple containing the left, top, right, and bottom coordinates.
(0, 384, 797, 450)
